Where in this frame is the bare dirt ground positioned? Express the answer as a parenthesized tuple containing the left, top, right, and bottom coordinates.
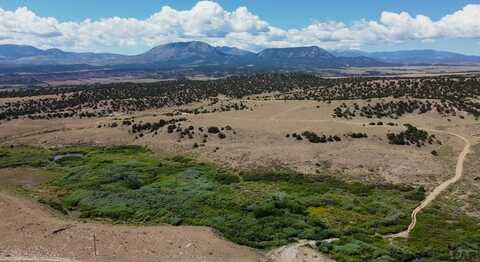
(267, 240, 333, 262)
(0, 186, 264, 262)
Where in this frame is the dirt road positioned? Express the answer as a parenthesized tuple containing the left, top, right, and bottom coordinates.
(266, 103, 473, 238)
(267, 240, 333, 262)
(388, 129, 471, 238)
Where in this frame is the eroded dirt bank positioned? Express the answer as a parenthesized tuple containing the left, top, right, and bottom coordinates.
(0, 190, 264, 262)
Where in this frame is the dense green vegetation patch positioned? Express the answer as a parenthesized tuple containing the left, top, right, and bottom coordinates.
(0, 146, 53, 168)
(2, 145, 474, 261)
(403, 198, 480, 261)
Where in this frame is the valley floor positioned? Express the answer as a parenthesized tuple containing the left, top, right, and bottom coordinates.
(1, 98, 480, 261)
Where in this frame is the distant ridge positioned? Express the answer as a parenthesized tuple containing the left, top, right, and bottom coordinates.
(0, 44, 123, 66)
(332, 49, 480, 65)
(0, 42, 479, 73)
(258, 46, 335, 59)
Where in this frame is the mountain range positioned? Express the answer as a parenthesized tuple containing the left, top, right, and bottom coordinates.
(0, 41, 479, 73)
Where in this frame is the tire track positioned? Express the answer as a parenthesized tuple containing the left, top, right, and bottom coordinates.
(0, 126, 90, 143)
(0, 257, 79, 262)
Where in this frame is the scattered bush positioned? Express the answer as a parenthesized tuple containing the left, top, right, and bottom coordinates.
(302, 131, 324, 143)
(348, 133, 368, 139)
(208, 126, 220, 134)
(387, 124, 436, 147)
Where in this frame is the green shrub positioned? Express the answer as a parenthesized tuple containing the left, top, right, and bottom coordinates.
(387, 124, 434, 147)
(91, 205, 135, 220)
(213, 171, 240, 184)
(301, 131, 324, 143)
(39, 198, 68, 215)
(208, 126, 220, 134)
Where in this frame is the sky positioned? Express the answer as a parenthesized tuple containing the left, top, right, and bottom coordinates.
(0, 0, 480, 55)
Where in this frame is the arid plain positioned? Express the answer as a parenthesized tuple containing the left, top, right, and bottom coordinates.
(1, 75, 480, 261)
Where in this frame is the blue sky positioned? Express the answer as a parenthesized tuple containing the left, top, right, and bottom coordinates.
(0, 0, 479, 54)
(1, 0, 476, 26)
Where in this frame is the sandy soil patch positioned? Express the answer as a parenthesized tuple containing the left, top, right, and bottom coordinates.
(0, 188, 264, 262)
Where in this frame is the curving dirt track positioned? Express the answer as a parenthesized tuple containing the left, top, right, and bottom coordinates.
(388, 129, 471, 238)
(268, 103, 473, 238)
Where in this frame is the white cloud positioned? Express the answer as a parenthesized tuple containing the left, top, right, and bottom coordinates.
(0, 1, 479, 53)
(437, 4, 480, 38)
(0, 7, 61, 44)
